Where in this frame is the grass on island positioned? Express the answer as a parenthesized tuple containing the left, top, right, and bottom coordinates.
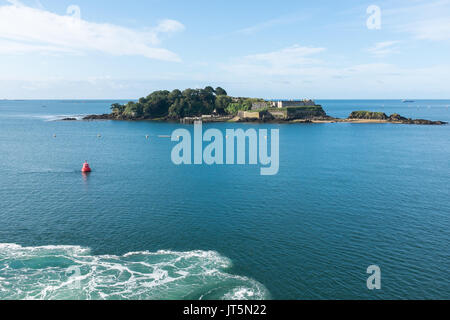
(349, 111, 388, 120)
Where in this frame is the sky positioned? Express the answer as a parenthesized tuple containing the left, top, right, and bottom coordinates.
(0, 0, 450, 99)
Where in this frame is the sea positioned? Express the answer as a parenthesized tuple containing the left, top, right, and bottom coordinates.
(0, 99, 449, 300)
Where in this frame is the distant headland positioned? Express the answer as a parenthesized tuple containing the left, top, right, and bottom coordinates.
(82, 87, 447, 125)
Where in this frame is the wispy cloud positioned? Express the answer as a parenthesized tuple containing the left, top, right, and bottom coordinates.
(402, 18, 450, 41)
(383, 0, 450, 41)
(367, 41, 400, 57)
(0, 1, 185, 61)
(228, 45, 326, 75)
(237, 15, 305, 35)
(221, 43, 450, 98)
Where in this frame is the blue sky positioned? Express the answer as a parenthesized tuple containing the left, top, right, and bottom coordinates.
(0, 0, 450, 99)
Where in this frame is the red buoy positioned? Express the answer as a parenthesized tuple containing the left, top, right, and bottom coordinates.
(81, 161, 91, 173)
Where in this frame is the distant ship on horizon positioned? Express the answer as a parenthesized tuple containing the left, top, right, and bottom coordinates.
(402, 99, 415, 103)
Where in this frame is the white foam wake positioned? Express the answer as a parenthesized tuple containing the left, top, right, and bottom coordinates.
(0, 244, 269, 300)
(36, 114, 85, 121)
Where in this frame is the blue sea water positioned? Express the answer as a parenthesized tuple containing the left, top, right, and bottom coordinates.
(0, 99, 449, 300)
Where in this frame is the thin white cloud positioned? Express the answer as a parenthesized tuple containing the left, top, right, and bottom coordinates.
(0, 39, 79, 54)
(383, 0, 450, 41)
(403, 18, 450, 41)
(237, 15, 305, 35)
(247, 45, 325, 62)
(154, 19, 185, 33)
(367, 41, 400, 57)
(0, 2, 185, 61)
(2, 62, 450, 99)
(229, 45, 326, 75)
(220, 43, 450, 98)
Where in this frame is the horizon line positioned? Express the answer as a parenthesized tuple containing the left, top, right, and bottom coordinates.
(2, 98, 450, 101)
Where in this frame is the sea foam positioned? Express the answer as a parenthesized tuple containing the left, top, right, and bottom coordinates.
(0, 243, 269, 300)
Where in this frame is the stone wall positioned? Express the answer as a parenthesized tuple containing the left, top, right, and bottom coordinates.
(237, 111, 262, 119)
(237, 106, 327, 121)
(267, 109, 287, 119)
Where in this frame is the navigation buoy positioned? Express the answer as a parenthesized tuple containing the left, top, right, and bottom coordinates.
(81, 161, 91, 173)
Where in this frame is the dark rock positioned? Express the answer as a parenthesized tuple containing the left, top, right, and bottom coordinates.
(407, 119, 447, 125)
(260, 110, 275, 122)
(347, 111, 446, 125)
(388, 113, 408, 122)
(83, 114, 113, 120)
(61, 118, 77, 121)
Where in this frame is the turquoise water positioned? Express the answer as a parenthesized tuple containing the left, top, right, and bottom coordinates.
(0, 100, 449, 300)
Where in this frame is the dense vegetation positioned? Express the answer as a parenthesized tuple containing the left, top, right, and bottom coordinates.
(225, 98, 270, 115)
(348, 111, 388, 120)
(110, 87, 269, 119)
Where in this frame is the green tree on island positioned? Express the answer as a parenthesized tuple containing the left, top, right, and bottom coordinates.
(215, 87, 227, 96)
(110, 86, 266, 119)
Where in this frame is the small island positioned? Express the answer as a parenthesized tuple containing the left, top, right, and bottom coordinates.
(83, 87, 447, 125)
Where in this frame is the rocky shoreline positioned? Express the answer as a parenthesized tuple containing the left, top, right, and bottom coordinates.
(82, 111, 447, 125)
(79, 87, 446, 125)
